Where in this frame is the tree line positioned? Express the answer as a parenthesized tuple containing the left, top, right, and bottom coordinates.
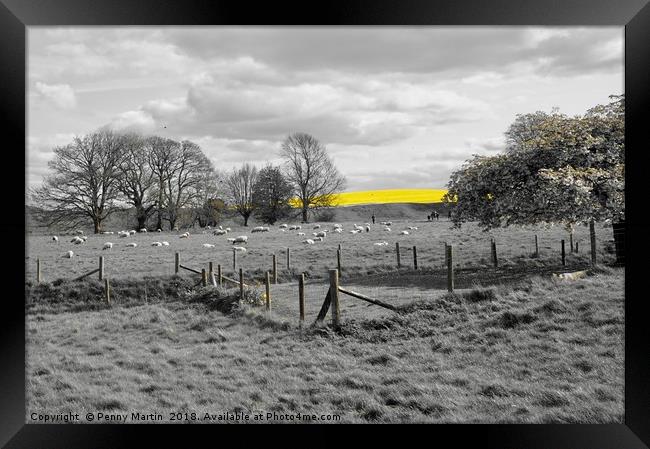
(33, 130, 345, 233)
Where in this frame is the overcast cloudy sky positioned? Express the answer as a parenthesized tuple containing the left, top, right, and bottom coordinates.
(27, 27, 623, 192)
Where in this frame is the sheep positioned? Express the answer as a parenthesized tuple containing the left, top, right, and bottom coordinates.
(303, 239, 315, 244)
(297, 232, 306, 236)
(118, 231, 129, 238)
(151, 242, 163, 247)
(225, 227, 231, 232)
(313, 236, 324, 242)
(227, 238, 236, 243)
(161, 241, 170, 246)
(102, 242, 113, 250)
(139, 228, 147, 233)
(365, 226, 370, 232)
(381, 221, 392, 226)
(75, 229, 84, 235)
(349, 229, 361, 234)
(126, 242, 137, 248)
(207, 225, 212, 230)
(289, 225, 301, 231)
(374, 241, 389, 246)
(233, 246, 247, 253)
(334, 228, 343, 233)
(313, 224, 321, 229)
(213, 229, 228, 235)
(80, 236, 88, 241)
(353, 223, 364, 231)
(400, 230, 409, 235)
(553, 270, 587, 281)
(129, 230, 137, 235)
(64, 250, 74, 258)
(333, 223, 343, 229)
(384, 227, 391, 232)
(70, 236, 84, 244)
(101, 231, 112, 235)
(407, 226, 418, 230)
(179, 232, 190, 239)
(52, 236, 58, 242)
(202, 243, 215, 248)
(232, 235, 248, 244)
(364, 223, 371, 227)
(251, 226, 269, 233)
(157, 228, 162, 232)
(313, 231, 327, 238)
(279, 224, 288, 229)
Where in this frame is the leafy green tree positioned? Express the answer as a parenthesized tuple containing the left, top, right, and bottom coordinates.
(252, 165, 294, 225)
(445, 95, 624, 260)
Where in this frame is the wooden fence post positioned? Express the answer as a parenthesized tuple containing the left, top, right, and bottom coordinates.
(201, 269, 207, 287)
(337, 249, 342, 276)
(413, 246, 418, 270)
(286, 248, 290, 270)
(36, 258, 41, 284)
(233, 248, 237, 272)
(444, 242, 448, 268)
(569, 232, 574, 253)
(272, 254, 277, 284)
(98, 256, 104, 281)
(298, 273, 305, 328)
(491, 239, 498, 268)
(217, 264, 222, 287)
(396, 242, 401, 268)
(104, 278, 111, 305)
(447, 244, 454, 293)
(338, 243, 342, 251)
(575, 241, 579, 253)
(265, 271, 271, 311)
(174, 252, 180, 274)
(534, 235, 539, 257)
(561, 239, 566, 266)
(330, 269, 340, 328)
(239, 268, 244, 301)
(590, 219, 597, 266)
(208, 261, 213, 279)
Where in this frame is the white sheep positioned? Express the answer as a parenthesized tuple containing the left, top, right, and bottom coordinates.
(349, 229, 361, 234)
(161, 241, 169, 246)
(313, 224, 321, 229)
(118, 231, 129, 238)
(334, 228, 343, 233)
(353, 224, 364, 231)
(80, 236, 88, 241)
(400, 230, 409, 235)
(102, 242, 113, 250)
(365, 226, 370, 232)
(179, 232, 190, 239)
(157, 228, 162, 232)
(126, 242, 138, 248)
(334, 223, 342, 228)
(233, 246, 247, 253)
(129, 230, 137, 235)
(52, 236, 58, 242)
(374, 241, 389, 246)
(364, 223, 371, 227)
(75, 229, 84, 235)
(384, 227, 391, 232)
(313, 236, 324, 242)
(303, 239, 315, 244)
(232, 235, 248, 244)
(251, 226, 269, 233)
(139, 228, 147, 233)
(279, 224, 288, 229)
(64, 250, 74, 258)
(225, 227, 231, 232)
(213, 229, 228, 235)
(70, 236, 84, 244)
(151, 242, 163, 247)
(289, 225, 301, 231)
(202, 243, 215, 248)
(297, 232, 306, 236)
(407, 226, 418, 230)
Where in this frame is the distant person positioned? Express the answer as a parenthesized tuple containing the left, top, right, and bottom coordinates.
(448, 210, 452, 219)
(435, 211, 439, 221)
(427, 215, 431, 221)
(371, 214, 376, 224)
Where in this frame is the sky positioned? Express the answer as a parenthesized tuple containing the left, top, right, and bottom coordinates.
(27, 27, 623, 192)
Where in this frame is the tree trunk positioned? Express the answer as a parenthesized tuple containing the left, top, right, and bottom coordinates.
(136, 207, 148, 230)
(243, 214, 249, 226)
(589, 219, 597, 266)
(302, 207, 308, 223)
(93, 218, 101, 234)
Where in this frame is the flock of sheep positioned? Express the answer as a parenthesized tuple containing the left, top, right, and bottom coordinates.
(50, 221, 419, 258)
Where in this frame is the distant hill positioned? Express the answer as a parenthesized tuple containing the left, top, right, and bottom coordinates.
(333, 188, 447, 206)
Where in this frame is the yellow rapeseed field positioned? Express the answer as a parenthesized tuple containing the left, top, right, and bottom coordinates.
(290, 188, 449, 207)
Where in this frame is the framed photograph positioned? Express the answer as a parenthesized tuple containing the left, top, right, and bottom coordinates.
(2, 0, 649, 447)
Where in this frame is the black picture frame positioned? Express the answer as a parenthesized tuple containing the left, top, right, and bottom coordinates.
(2, 1, 649, 447)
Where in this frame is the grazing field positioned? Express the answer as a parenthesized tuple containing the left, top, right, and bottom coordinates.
(26, 219, 617, 284)
(26, 267, 624, 423)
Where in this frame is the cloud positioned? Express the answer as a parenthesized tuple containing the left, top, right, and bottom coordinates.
(34, 82, 77, 109)
(464, 136, 506, 153)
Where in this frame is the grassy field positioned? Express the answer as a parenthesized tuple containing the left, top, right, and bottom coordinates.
(26, 266, 624, 423)
(26, 218, 617, 284)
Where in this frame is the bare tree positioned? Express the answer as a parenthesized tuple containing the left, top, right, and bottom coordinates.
(33, 128, 126, 233)
(225, 163, 258, 226)
(147, 136, 179, 231)
(162, 140, 215, 230)
(280, 132, 346, 222)
(115, 133, 156, 230)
